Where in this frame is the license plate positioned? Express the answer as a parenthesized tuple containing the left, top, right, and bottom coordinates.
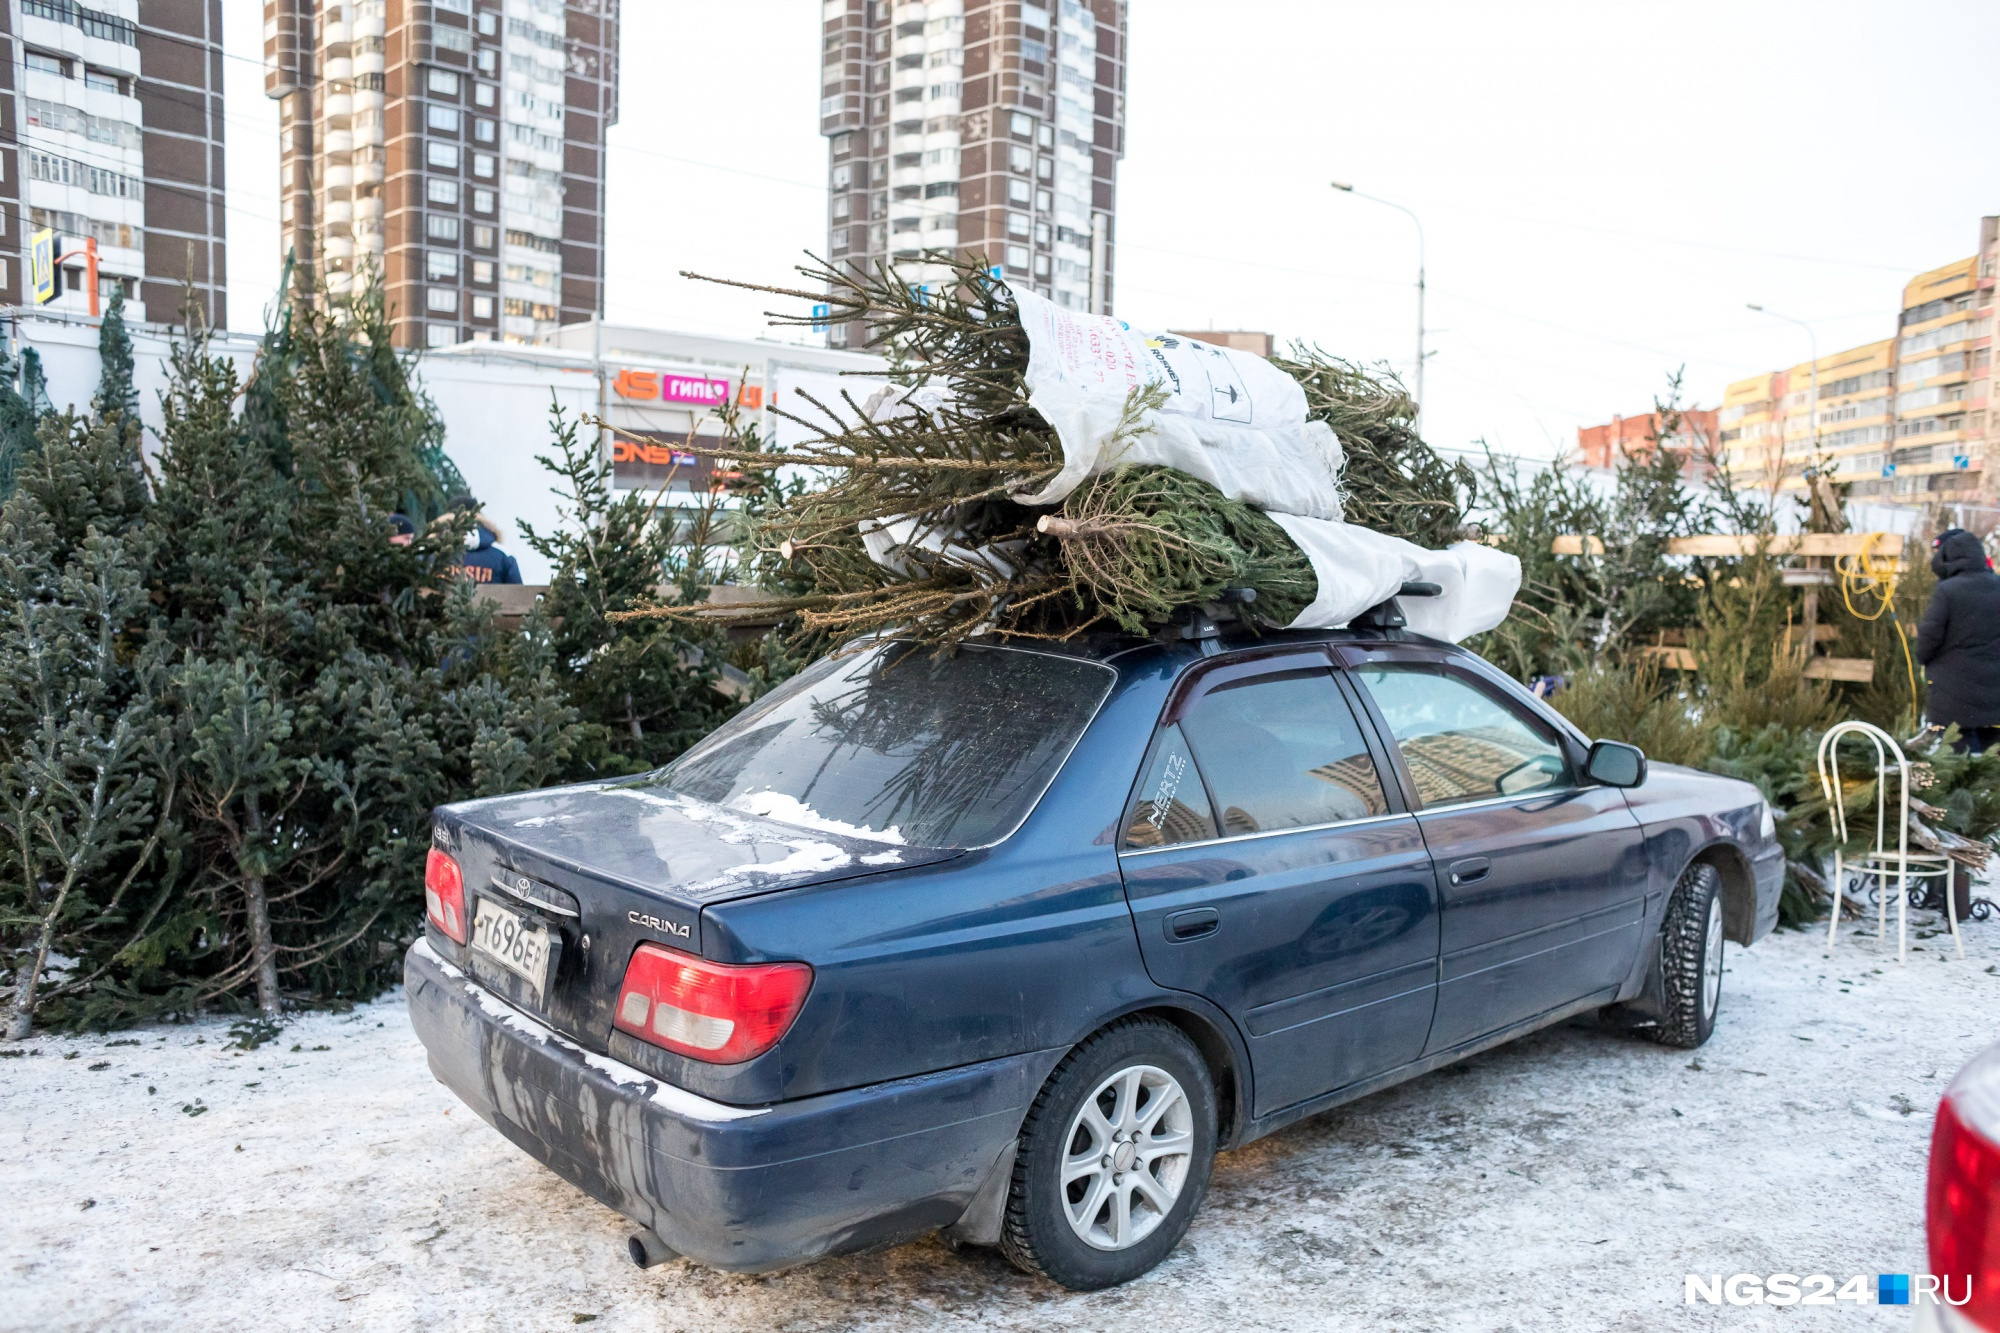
(471, 896, 553, 1002)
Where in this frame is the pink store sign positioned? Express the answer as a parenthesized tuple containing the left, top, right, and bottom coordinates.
(661, 373, 730, 406)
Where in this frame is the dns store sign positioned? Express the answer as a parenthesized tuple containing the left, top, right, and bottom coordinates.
(612, 368, 763, 410)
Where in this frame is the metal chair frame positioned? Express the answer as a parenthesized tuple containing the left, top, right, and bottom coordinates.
(1817, 720, 1964, 963)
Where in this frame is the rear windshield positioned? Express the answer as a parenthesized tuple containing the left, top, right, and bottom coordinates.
(652, 642, 1115, 850)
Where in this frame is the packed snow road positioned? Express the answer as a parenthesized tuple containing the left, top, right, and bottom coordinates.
(4, 918, 1995, 1332)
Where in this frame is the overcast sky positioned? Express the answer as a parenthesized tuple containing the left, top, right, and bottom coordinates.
(221, 1, 2000, 462)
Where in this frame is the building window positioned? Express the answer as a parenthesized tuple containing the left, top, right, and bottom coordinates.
(1035, 222, 1050, 245)
(1006, 245, 1030, 269)
(924, 182, 957, 198)
(1038, 125, 1054, 148)
(473, 260, 494, 282)
(428, 179, 460, 204)
(503, 297, 558, 321)
(1037, 156, 1053, 180)
(475, 82, 497, 108)
(1011, 112, 1034, 137)
(1035, 253, 1051, 276)
(832, 195, 850, 219)
(434, 27, 472, 54)
(472, 295, 494, 319)
(427, 215, 461, 241)
(472, 225, 495, 248)
(427, 288, 460, 313)
(1008, 179, 1031, 205)
(474, 118, 495, 143)
(1009, 145, 1032, 172)
(477, 11, 497, 35)
(473, 189, 495, 213)
(427, 251, 460, 280)
(25, 51, 66, 77)
(1007, 211, 1030, 237)
(478, 49, 497, 73)
(427, 105, 461, 132)
(832, 165, 851, 188)
(427, 324, 458, 348)
(83, 69, 123, 94)
(435, 0, 471, 12)
(427, 142, 461, 170)
(472, 153, 495, 178)
(1036, 189, 1051, 212)
(428, 69, 461, 96)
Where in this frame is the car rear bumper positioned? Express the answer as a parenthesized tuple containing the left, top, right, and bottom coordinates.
(404, 939, 1057, 1273)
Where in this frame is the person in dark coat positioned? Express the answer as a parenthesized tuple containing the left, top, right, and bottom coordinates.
(1915, 527, 2000, 752)
(455, 511, 522, 585)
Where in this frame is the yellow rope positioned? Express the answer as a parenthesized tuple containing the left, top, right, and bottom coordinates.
(1834, 531, 1919, 708)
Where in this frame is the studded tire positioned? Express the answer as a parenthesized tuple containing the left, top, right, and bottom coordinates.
(998, 1017, 1217, 1290)
(1648, 861, 1726, 1049)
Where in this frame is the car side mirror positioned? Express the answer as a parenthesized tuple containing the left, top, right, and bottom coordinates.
(1586, 739, 1647, 788)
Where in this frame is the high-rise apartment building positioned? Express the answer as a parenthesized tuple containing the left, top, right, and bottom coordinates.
(264, 0, 618, 348)
(818, 0, 1127, 348)
(8, 0, 228, 324)
(1716, 219, 2000, 506)
(1883, 252, 1988, 501)
(1717, 340, 1896, 496)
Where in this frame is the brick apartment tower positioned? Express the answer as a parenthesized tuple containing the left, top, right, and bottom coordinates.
(264, 0, 617, 348)
(4, 0, 227, 324)
(818, 0, 1127, 348)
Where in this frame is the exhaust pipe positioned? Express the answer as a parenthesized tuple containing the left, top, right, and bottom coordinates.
(628, 1228, 680, 1269)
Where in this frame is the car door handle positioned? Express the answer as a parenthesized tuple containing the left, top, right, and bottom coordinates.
(1165, 908, 1220, 942)
(1448, 857, 1492, 885)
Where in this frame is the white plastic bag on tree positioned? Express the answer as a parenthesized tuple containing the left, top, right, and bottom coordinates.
(1005, 287, 1347, 522)
(1265, 518, 1520, 643)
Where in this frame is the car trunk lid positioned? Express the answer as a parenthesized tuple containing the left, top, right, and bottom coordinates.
(432, 780, 955, 1053)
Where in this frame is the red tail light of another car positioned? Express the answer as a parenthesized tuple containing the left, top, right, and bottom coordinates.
(425, 849, 468, 943)
(1929, 1041, 2000, 1330)
(612, 944, 812, 1065)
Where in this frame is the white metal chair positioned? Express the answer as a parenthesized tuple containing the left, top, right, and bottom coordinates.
(1817, 720, 1963, 963)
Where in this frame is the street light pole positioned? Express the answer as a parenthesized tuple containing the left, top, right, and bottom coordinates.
(1747, 303, 1820, 466)
(1332, 182, 1426, 434)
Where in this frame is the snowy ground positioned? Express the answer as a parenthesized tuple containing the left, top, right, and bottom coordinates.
(4, 916, 1996, 1333)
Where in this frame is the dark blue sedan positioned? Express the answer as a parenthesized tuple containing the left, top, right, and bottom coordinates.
(406, 627, 1783, 1289)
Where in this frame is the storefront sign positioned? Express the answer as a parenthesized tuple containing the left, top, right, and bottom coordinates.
(611, 367, 762, 409)
(611, 367, 734, 407)
(611, 431, 715, 491)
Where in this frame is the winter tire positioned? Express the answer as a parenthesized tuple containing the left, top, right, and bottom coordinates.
(999, 1017, 1217, 1290)
(1649, 860, 1725, 1049)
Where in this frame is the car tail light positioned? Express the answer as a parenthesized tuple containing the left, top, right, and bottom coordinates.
(425, 849, 468, 943)
(612, 944, 812, 1065)
(1929, 1042, 2000, 1330)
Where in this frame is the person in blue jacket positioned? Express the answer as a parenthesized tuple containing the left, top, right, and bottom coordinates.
(450, 497, 522, 584)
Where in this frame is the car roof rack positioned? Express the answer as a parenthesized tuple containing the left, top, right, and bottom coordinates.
(1350, 581, 1442, 633)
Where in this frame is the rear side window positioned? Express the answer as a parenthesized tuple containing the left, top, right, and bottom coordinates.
(656, 641, 1113, 849)
(1125, 724, 1216, 848)
(1124, 667, 1389, 848)
(1357, 663, 1569, 807)
(1181, 669, 1389, 836)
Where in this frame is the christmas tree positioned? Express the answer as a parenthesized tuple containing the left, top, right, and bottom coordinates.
(618, 253, 1475, 649)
